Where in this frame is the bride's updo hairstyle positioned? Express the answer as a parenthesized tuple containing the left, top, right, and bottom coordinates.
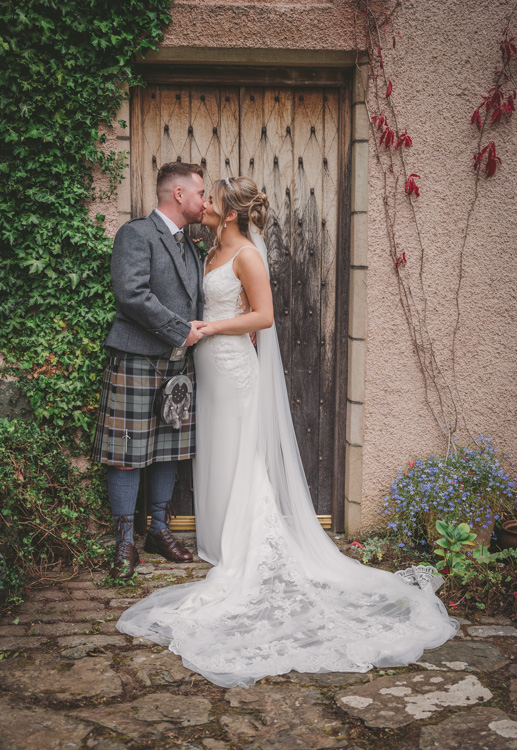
(212, 176, 269, 247)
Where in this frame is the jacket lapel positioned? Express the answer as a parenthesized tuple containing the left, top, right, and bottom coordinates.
(184, 233, 204, 295)
(150, 210, 193, 299)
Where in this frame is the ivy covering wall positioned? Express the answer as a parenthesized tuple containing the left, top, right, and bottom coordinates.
(0, 0, 172, 431)
(0, 0, 172, 601)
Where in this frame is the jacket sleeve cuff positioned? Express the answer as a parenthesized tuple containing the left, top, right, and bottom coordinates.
(150, 318, 191, 348)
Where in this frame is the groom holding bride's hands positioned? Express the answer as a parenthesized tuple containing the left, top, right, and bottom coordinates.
(91, 162, 208, 578)
(95, 162, 458, 689)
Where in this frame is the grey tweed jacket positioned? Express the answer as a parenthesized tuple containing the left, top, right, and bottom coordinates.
(104, 210, 204, 356)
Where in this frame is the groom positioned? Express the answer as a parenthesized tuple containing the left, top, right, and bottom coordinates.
(91, 162, 206, 578)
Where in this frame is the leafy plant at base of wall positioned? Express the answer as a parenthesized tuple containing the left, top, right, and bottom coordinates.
(380, 437, 517, 548)
(0, 418, 110, 606)
(432, 520, 517, 612)
(358, 536, 388, 564)
(434, 520, 477, 576)
(458, 547, 517, 612)
(0, 0, 172, 432)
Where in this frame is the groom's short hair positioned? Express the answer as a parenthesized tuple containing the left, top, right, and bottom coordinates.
(156, 162, 204, 201)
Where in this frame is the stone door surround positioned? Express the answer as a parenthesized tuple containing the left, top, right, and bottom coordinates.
(114, 49, 369, 535)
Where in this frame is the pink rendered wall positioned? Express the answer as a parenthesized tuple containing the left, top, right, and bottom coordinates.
(100, 0, 517, 530)
(361, 0, 517, 528)
(160, 0, 358, 51)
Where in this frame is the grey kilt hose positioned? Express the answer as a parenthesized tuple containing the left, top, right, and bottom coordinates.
(91, 351, 196, 468)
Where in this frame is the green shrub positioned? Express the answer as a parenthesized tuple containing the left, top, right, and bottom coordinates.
(0, 418, 110, 604)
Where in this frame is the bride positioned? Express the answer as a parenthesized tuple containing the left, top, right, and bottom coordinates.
(117, 176, 458, 688)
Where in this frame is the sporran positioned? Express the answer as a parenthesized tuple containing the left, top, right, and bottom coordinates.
(147, 357, 193, 429)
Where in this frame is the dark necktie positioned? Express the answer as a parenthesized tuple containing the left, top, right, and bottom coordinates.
(173, 230, 186, 263)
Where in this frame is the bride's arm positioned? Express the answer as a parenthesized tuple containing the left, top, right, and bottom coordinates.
(202, 248, 274, 336)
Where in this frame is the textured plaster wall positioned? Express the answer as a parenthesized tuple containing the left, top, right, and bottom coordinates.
(159, 0, 359, 52)
(361, 0, 517, 529)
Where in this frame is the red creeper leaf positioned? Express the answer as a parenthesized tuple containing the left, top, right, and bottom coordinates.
(471, 108, 482, 130)
(405, 174, 420, 197)
(395, 129, 412, 149)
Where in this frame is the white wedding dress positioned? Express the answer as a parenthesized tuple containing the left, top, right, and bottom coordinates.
(117, 229, 458, 688)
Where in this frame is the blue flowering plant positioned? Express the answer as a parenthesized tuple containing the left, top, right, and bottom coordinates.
(380, 437, 517, 549)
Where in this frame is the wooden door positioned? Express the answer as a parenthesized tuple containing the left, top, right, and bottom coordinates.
(131, 77, 350, 529)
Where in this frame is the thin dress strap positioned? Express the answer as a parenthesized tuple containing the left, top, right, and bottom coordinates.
(205, 245, 259, 278)
(232, 245, 257, 260)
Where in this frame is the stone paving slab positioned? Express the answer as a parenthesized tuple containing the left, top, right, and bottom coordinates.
(335, 671, 492, 728)
(68, 588, 117, 601)
(0, 695, 93, 750)
(0, 625, 28, 636)
(0, 653, 123, 701)
(0, 635, 49, 651)
(29, 589, 69, 601)
(416, 640, 509, 672)
(56, 633, 127, 649)
(419, 706, 517, 749)
(26, 621, 98, 636)
(109, 597, 143, 608)
(222, 684, 345, 749)
(478, 615, 514, 625)
(72, 692, 212, 740)
(269, 670, 372, 687)
(70, 571, 105, 582)
(122, 648, 193, 685)
(467, 625, 517, 638)
(98, 620, 121, 634)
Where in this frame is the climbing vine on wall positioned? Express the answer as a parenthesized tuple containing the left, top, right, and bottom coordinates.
(0, 0, 172, 432)
(354, 0, 517, 450)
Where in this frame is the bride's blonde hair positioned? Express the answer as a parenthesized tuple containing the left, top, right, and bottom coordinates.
(211, 176, 269, 247)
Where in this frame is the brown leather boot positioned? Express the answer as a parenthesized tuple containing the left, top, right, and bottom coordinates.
(144, 528, 193, 562)
(109, 540, 140, 579)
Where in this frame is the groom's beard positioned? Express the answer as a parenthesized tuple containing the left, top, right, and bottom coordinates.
(182, 204, 204, 226)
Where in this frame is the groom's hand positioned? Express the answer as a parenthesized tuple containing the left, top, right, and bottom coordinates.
(184, 321, 207, 346)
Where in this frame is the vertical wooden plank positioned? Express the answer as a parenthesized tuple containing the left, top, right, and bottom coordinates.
(240, 86, 265, 186)
(318, 89, 340, 516)
(332, 81, 352, 533)
(130, 87, 144, 217)
(187, 86, 220, 244)
(160, 85, 191, 168)
(141, 85, 161, 215)
(220, 87, 240, 179)
(261, 88, 293, 385)
(292, 90, 324, 511)
(190, 86, 221, 194)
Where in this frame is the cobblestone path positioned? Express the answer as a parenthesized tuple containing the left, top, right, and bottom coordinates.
(1, 533, 516, 749)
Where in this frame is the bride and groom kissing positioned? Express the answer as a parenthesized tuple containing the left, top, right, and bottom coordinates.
(92, 161, 458, 688)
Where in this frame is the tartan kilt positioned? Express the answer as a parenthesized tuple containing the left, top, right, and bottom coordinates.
(90, 351, 196, 467)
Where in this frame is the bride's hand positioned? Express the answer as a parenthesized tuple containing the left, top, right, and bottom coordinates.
(199, 321, 219, 337)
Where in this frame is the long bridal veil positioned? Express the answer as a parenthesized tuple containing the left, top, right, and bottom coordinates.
(117, 224, 458, 688)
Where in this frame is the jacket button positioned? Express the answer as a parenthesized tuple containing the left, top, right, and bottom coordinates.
(166, 327, 171, 331)
(154, 331, 159, 334)
(175, 321, 180, 326)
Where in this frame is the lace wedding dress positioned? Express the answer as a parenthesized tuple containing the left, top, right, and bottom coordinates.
(117, 230, 458, 688)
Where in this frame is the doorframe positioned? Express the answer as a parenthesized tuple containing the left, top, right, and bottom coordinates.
(114, 53, 369, 536)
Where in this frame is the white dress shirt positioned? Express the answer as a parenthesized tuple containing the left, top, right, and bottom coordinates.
(155, 208, 183, 237)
